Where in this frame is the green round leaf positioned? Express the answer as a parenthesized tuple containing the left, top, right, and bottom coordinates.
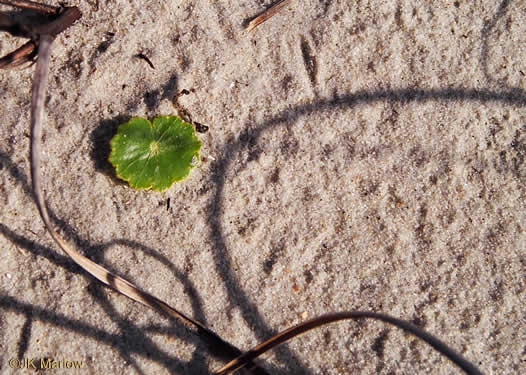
(109, 116, 201, 191)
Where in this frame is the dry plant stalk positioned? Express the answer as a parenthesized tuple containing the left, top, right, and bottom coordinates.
(214, 312, 484, 375)
(246, 0, 293, 32)
(23, 2, 263, 371)
(30, 30, 210, 330)
(29, 31, 248, 368)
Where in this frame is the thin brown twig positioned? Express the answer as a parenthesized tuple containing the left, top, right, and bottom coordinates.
(0, 4, 81, 68)
(0, 39, 36, 68)
(0, 0, 59, 15)
(246, 0, 293, 33)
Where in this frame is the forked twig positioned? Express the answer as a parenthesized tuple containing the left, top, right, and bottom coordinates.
(214, 311, 484, 375)
(246, 0, 293, 32)
(0, 1, 80, 68)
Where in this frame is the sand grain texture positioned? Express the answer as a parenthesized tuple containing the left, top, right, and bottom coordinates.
(0, 0, 524, 374)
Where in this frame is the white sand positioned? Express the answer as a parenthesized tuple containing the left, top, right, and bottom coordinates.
(0, 0, 524, 374)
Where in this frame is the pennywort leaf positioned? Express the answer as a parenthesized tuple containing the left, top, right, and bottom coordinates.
(109, 116, 201, 191)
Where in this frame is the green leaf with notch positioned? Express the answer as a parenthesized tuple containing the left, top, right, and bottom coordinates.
(109, 116, 201, 191)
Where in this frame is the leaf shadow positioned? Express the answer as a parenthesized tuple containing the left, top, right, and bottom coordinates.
(89, 114, 130, 182)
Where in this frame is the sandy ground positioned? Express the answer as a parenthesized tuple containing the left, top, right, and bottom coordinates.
(0, 0, 525, 374)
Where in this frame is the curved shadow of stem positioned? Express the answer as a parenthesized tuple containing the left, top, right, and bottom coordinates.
(0, 294, 196, 373)
(0, 150, 237, 373)
(207, 85, 526, 371)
